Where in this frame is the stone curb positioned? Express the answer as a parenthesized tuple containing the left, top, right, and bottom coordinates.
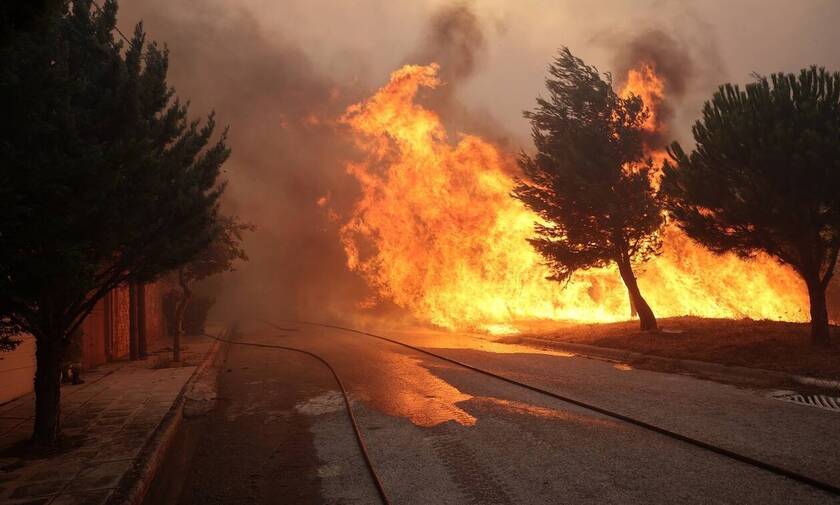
(514, 336, 840, 392)
(107, 329, 228, 505)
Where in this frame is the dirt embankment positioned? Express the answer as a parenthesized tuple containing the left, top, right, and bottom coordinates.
(520, 317, 840, 379)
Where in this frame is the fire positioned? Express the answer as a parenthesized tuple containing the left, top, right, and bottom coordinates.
(620, 61, 668, 172)
(623, 62, 665, 134)
(338, 63, 808, 331)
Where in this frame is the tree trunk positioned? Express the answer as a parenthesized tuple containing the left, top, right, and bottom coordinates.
(616, 253, 657, 331)
(173, 270, 191, 362)
(805, 276, 831, 347)
(32, 335, 62, 445)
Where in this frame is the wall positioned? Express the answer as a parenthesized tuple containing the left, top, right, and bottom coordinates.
(0, 282, 166, 403)
(81, 298, 108, 369)
(0, 334, 35, 405)
(109, 285, 131, 360)
(143, 281, 168, 349)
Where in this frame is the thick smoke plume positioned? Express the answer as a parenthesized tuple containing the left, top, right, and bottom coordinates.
(605, 25, 726, 149)
(118, 0, 372, 323)
(611, 29, 693, 148)
(412, 3, 486, 90)
(408, 3, 510, 146)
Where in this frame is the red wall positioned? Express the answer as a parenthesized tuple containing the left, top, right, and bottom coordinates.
(143, 281, 167, 348)
(1, 282, 168, 402)
(81, 298, 108, 369)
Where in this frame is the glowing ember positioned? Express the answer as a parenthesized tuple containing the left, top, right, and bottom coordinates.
(338, 63, 808, 330)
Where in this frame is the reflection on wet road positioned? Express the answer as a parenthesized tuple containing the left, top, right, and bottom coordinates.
(234, 321, 840, 504)
(354, 352, 476, 427)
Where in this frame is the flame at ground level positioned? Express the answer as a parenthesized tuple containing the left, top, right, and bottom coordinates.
(338, 64, 808, 331)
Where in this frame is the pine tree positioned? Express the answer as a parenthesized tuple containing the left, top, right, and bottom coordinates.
(0, 0, 230, 444)
(514, 48, 663, 331)
(662, 67, 840, 346)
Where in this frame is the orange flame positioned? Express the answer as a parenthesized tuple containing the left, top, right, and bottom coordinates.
(339, 63, 808, 331)
(623, 62, 665, 134)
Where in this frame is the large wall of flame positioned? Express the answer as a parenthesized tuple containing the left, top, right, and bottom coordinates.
(340, 64, 808, 329)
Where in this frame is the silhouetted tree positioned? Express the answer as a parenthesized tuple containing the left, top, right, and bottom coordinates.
(172, 215, 252, 361)
(662, 67, 840, 347)
(0, 0, 62, 43)
(514, 48, 663, 331)
(0, 0, 230, 444)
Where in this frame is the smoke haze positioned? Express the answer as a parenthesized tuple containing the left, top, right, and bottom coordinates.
(118, 0, 372, 323)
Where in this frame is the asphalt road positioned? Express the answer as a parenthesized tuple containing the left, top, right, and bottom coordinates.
(146, 321, 840, 504)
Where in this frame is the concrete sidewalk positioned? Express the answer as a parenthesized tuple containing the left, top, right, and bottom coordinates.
(0, 331, 220, 505)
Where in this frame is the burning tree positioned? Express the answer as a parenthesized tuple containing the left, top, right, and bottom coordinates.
(662, 67, 840, 347)
(514, 48, 663, 331)
(0, 0, 229, 444)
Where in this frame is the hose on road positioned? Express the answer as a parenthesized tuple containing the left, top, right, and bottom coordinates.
(202, 329, 392, 505)
(262, 318, 840, 499)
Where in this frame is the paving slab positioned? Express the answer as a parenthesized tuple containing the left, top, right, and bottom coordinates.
(0, 334, 217, 505)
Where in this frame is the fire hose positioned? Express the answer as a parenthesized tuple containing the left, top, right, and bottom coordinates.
(258, 318, 840, 499)
(202, 328, 392, 505)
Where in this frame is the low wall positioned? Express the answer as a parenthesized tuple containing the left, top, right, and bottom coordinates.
(0, 334, 35, 405)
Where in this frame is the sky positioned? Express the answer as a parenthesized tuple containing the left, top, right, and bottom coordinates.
(116, 0, 840, 322)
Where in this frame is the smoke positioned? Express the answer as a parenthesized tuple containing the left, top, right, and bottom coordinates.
(603, 26, 726, 148)
(117, 0, 374, 323)
(610, 29, 692, 148)
(614, 29, 693, 98)
(409, 3, 512, 150)
(412, 3, 486, 88)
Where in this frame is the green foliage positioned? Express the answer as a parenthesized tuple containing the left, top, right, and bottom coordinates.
(662, 67, 840, 344)
(513, 48, 663, 282)
(0, 0, 230, 348)
(662, 67, 840, 274)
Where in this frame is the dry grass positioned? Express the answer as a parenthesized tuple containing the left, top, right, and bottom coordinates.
(527, 317, 840, 379)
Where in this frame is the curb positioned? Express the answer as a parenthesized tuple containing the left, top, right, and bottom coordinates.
(108, 328, 228, 505)
(513, 336, 840, 391)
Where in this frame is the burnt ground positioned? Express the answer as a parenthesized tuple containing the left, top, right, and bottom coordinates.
(142, 338, 331, 505)
(517, 316, 840, 379)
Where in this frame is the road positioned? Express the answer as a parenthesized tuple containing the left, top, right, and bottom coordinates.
(145, 320, 840, 504)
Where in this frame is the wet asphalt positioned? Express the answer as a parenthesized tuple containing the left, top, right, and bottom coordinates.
(146, 321, 840, 504)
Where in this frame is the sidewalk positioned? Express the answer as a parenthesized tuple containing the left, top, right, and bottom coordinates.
(0, 330, 221, 505)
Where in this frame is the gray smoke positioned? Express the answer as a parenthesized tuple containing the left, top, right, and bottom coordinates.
(412, 3, 486, 87)
(117, 0, 373, 323)
(409, 2, 512, 149)
(603, 25, 726, 149)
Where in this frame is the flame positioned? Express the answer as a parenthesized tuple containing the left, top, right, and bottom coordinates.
(338, 63, 808, 331)
(623, 62, 665, 135)
(621, 61, 669, 173)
